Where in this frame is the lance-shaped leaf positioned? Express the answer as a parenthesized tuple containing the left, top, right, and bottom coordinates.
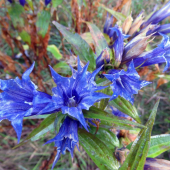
(119, 100, 159, 170)
(78, 129, 120, 170)
(85, 22, 110, 57)
(36, 10, 50, 37)
(53, 21, 96, 71)
(8, 4, 24, 27)
(83, 106, 146, 129)
(13, 112, 58, 149)
(52, 0, 63, 8)
(81, 32, 94, 49)
(19, 31, 31, 45)
(99, 4, 126, 22)
(89, 127, 120, 151)
(109, 96, 141, 123)
(147, 134, 170, 158)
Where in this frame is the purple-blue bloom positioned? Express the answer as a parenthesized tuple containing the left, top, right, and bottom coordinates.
(109, 26, 124, 67)
(19, 0, 26, 6)
(133, 33, 170, 72)
(0, 63, 53, 142)
(35, 58, 109, 131)
(147, 24, 170, 36)
(44, 116, 79, 170)
(122, 32, 152, 63)
(45, 0, 51, 6)
(103, 14, 113, 35)
(104, 61, 151, 104)
(96, 48, 110, 69)
(8, 0, 12, 3)
(141, 1, 170, 29)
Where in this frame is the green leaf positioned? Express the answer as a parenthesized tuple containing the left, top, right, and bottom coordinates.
(13, 112, 58, 149)
(78, 129, 120, 170)
(89, 127, 120, 151)
(53, 61, 71, 75)
(26, 0, 34, 10)
(128, 134, 170, 158)
(85, 22, 109, 56)
(8, 4, 24, 27)
(54, 113, 65, 133)
(147, 134, 170, 158)
(31, 123, 54, 142)
(119, 100, 159, 170)
(36, 10, 51, 37)
(83, 106, 146, 129)
(81, 32, 94, 46)
(109, 96, 141, 123)
(20, 31, 31, 44)
(52, 0, 63, 8)
(53, 21, 96, 71)
(47, 45, 63, 60)
(99, 4, 126, 22)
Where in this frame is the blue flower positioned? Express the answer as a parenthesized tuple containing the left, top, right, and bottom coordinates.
(45, 0, 51, 6)
(19, 0, 26, 6)
(44, 116, 79, 170)
(96, 48, 110, 69)
(141, 1, 170, 29)
(109, 26, 124, 67)
(104, 61, 151, 104)
(128, 10, 144, 36)
(8, 0, 12, 3)
(103, 14, 113, 35)
(133, 33, 170, 72)
(35, 58, 109, 131)
(147, 24, 170, 36)
(0, 63, 53, 142)
(122, 32, 152, 64)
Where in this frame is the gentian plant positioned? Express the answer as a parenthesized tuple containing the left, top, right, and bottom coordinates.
(1, 1, 170, 170)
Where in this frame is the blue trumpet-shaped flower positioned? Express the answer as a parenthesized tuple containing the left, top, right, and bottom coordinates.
(36, 58, 109, 131)
(141, 1, 170, 29)
(109, 26, 124, 67)
(104, 61, 151, 104)
(0, 63, 53, 142)
(45, 0, 51, 6)
(8, 0, 12, 3)
(133, 33, 170, 72)
(44, 116, 79, 170)
(19, 0, 26, 6)
(103, 14, 113, 35)
(147, 24, 170, 36)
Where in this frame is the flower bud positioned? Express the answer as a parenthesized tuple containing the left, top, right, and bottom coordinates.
(122, 15, 133, 34)
(96, 48, 110, 68)
(128, 10, 144, 35)
(19, 0, 26, 6)
(45, 0, 51, 6)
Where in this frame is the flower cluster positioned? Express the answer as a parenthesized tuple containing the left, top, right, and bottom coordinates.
(100, 1, 170, 104)
(103, 1, 170, 72)
(1, 1, 170, 169)
(0, 58, 110, 168)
